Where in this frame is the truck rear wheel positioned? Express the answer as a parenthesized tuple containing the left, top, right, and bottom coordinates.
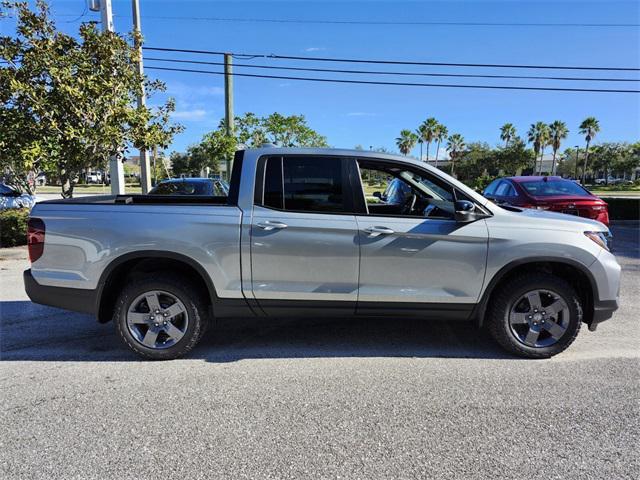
(487, 273, 582, 358)
(113, 275, 209, 360)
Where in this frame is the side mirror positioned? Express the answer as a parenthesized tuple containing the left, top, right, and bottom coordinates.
(454, 200, 476, 222)
(372, 191, 382, 199)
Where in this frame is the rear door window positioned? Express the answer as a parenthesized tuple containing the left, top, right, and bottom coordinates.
(260, 156, 350, 213)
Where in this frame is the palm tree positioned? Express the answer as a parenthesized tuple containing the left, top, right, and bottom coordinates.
(417, 117, 439, 162)
(396, 129, 418, 156)
(579, 117, 600, 183)
(416, 135, 424, 161)
(433, 123, 448, 168)
(527, 122, 550, 175)
(500, 123, 517, 147)
(548, 121, 569, 175)
(446, 133, 465, 177)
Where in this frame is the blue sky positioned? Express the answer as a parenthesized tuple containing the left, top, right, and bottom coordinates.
(3, 0, 640, 157)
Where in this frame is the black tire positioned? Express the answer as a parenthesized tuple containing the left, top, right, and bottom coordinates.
(487, 273, 582, 358)
(114, 274, 209, 360)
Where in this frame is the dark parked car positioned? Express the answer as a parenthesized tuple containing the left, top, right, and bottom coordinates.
(149, 178, 229, 197)
(483, 176, 609, 226)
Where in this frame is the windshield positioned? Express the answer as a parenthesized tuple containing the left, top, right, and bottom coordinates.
(519, 180, 591, 197)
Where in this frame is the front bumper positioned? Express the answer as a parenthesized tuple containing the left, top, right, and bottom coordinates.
(24, 269, 98, 315)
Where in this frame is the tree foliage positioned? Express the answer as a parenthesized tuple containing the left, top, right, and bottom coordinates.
(171, 112, 327, 177)
(232, 112, 328, 148)
(0, 1, 182, 196)
(396, 129, 418, 156)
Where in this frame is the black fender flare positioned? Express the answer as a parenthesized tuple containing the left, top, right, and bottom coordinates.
(472, 256, 599, 327)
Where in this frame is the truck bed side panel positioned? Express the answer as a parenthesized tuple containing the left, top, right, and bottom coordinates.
(29, 204, 244, 299)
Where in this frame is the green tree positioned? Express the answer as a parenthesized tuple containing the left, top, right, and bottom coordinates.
(446, 133, 466, 177)
(548, 120, 569, 175)
(417, 117, 439, 161)
(500, 123, 517, 147)
(455, 142, 493, 184)
(433, 123, 448, 168)
(495, 137, 535, 176)
(168, 151, 193, 177)
(527, 122, 550, 175)
(229, 112, 327, 148)
(0, 1, 181, 197)
(579, 117, 600, 183)
(396, 129, 418, 156)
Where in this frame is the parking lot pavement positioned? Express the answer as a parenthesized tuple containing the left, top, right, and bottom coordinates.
(1, 224, 638, 480)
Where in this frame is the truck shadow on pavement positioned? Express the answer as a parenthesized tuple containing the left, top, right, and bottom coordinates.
(0, 300, 514, 361)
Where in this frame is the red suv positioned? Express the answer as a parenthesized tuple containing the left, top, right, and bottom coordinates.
(483, 176, 609, 226)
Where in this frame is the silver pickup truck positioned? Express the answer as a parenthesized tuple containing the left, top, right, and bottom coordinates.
(24, 148, 621, 360)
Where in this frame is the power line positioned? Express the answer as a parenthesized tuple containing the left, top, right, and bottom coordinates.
(145, 65, 640, 93)
(143, 47, 640, 72)
(144, 56, 639, 83)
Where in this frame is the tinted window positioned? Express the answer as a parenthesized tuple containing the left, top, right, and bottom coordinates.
(150, 180, 213, 196)
(484, 179, 500, 195)
(520, 180, 591, 197)
(263, 157, 284, 209)
(282, 157, 346, 213)
(495, 181, 515, 197)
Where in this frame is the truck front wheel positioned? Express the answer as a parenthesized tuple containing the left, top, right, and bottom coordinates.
(487, 273, 582, 358)
(113, 275, 209, 360)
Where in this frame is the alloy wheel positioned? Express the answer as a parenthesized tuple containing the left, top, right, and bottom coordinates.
(508, 289, 570, 348)
(126, 290, 189, 350)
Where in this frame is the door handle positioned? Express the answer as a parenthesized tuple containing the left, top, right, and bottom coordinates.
(256, 220, 288, 231)
(364, 226, 395, 237)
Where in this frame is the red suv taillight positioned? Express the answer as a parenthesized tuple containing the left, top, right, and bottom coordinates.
(27, 217, 45, 263)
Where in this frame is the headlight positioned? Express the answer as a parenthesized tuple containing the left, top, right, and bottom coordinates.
(584, 231, 612, 251)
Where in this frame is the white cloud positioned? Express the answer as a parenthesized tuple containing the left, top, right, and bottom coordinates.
(347, 112, 378, 117)
(304, 47, 326, 52)
(165, 81, 224, 99)
(278, 82, 292, 87)
(172, 109, 207, 121)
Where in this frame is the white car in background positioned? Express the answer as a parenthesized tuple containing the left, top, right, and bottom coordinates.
(0, 183, 36, 210)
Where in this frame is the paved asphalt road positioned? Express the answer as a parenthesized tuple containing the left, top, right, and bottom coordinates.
(1, 224, 638, 479)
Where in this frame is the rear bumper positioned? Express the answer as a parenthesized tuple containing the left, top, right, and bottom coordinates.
(24, 269, 97, 315)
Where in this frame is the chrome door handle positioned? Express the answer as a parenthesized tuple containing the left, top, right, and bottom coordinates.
(256, 221, 288, 231)
(364, 226, 395, 236)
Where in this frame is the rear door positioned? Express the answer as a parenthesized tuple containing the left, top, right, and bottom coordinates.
(250, 155, 360, 315)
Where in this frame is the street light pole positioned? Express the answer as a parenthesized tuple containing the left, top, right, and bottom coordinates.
(132, 0, 151, 192)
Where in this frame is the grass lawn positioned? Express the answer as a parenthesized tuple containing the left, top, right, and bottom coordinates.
(591, 191, 640, 197)
(589, 184, 640, 197)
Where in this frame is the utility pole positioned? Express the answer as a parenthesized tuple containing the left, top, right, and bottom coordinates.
(574, 146, 580, 180)
(224, 53, 234, 181)
(90, 0, 125, 195)
(132, 0, 151, 192)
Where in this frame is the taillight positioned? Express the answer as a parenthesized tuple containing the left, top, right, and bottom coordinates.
(27, 217, 45, 263)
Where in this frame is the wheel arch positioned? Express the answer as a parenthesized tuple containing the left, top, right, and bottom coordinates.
(95, 251, 217, 324)
(473, 257, 598, 328)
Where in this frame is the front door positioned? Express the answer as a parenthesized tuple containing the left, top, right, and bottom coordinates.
(250, 155, 359, 316)
(355, 161, 489, 317)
